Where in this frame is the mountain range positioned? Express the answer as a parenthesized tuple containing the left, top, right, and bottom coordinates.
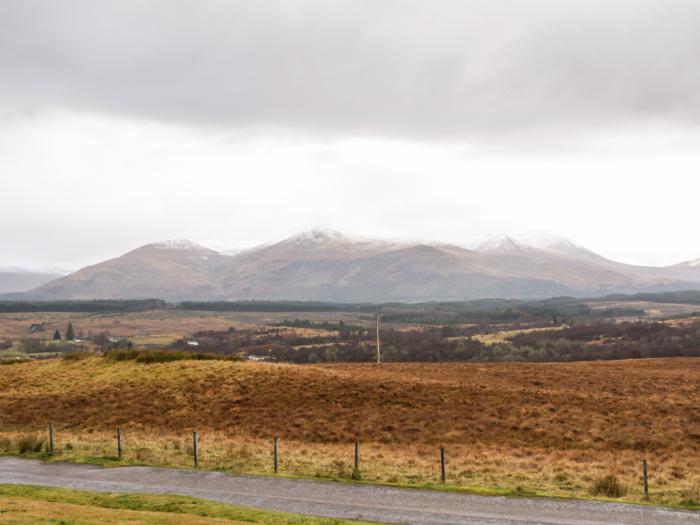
(4, 230, 700, 302)
(0, 267, 69, 295)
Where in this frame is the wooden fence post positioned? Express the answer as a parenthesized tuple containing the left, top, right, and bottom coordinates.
(643, 459, 649, 499)
(48, 421, 54, 453)
(117, 427, 122, 459)
(352, 439, 361, 480)
(193, 431, 198, 468)
(273, 434, 279, 474)
(440, 445, 446, 483)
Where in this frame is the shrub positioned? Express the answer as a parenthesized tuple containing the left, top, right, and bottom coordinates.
(135, 448, 153, 462)
(105, 348, 241, 364)
(590, 474, 626, 498)
(327, 459, 351, 479)
(16, 434, 45, 454)
(0, 357, 30, 365)
(105, 349, 141, 361)
(680, 485, 699, 507)
(62, 351, 91, 361)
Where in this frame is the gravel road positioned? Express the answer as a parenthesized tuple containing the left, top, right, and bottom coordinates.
(1, 457, 698, 524)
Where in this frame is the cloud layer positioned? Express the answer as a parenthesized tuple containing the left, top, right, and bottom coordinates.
(2, 0, 699, 136)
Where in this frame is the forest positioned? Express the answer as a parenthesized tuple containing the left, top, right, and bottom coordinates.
(169, 318, 700, 364)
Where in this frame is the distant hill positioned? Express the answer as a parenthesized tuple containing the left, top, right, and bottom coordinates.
(20, 240, 226, 301)
(11, 230, 700, 301)
(0, 268, 69, 294)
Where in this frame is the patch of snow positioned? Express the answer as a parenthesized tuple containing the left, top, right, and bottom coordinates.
(151, 239, 210, 251)
(283, 229, 347, 245)
(476, 235, 522, 253)
(473, 233, 598, 259)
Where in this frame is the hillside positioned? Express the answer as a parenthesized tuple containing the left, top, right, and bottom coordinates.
(2, 357, 699, 448)
(1, 357, 698, 505)
(0, 268, 67, 294)
(14, 230, 700, 301)
(23, 241, 226, 301)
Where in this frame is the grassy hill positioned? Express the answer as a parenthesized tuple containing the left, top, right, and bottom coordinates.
(1, 357, 699, 507)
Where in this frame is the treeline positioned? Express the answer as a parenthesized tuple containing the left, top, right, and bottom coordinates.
(248, 329, 485, 364)
(276, 319, 365, 333)
(177, 301, 378, 313)
(380, 297, 605, 325)
(0, 299, 166, 313)
(499, 320, 700, 362)
(1, 291, 699, 317)
(600, 290, 700, 305)
(178, 319, 700, 364)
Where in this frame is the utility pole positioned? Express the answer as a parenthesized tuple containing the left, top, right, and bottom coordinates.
(376, 312, 381, 364)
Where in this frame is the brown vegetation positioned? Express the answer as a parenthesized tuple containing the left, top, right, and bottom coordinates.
(0, 357, 698, 505)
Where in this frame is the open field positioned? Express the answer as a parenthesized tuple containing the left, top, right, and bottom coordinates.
(0, 309, 374, 349)
(0, 484, 377, 525)
(1, 357, 699, 508)
(470, 326, 564, 344)
(584, 300, 700, 320)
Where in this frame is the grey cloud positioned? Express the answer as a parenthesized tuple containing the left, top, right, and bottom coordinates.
(1, 0, 700, 136)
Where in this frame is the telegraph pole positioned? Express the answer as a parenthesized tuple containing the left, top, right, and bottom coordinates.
(376, 311, 381, 364)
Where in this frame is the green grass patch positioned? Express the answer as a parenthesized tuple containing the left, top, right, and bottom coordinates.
(0, 484, 382, 524)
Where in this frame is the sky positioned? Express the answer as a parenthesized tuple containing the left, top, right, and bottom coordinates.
(1, 0, 699, 270)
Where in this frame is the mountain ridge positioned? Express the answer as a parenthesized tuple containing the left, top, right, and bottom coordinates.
(8, 230, 700, 302)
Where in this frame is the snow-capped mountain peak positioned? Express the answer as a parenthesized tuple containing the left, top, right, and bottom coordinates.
(474, 233, 603, 261)
(150, 239, 211, 251)
(283, 229, 347, 245)
(476, 235, 523, 253)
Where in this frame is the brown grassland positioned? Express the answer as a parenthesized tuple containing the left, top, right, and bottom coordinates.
(0, 310, 367, 344)
(0, 357, 699, 508)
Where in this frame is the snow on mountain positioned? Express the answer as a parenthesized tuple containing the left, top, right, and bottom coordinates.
(679, 258, 700, 268)
(474, 233, 603, 261)
(14, 230, 700, 302)
(475, 235, 523, 253)
(150, 239, 214, 251)
(279, 229, 348, 246)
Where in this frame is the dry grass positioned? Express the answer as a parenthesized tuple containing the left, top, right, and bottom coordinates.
(1, 357, 699, 506)
(0, 310, 370, 343)
(0, 495, 242, 524)
(470, 326, 563, 344)
(0, 485, 378, 525)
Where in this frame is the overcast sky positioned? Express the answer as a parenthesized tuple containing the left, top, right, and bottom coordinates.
(1, 0, 699, 270)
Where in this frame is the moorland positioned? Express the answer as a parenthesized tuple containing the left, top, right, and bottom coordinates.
(1, 293, 700, 508)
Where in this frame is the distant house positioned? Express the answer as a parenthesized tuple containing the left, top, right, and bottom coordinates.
(186, 340, 200, 346)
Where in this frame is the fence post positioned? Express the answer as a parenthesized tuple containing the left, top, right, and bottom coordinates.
(352, 439, 361, 480)
(117, 427, 122, 459)
(48, 421, 54, 453)
(273, 434, 279, 474)
(440, 445, 446, 483)
(193, 431, 198, 468)
(643, 459, 649, 499)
